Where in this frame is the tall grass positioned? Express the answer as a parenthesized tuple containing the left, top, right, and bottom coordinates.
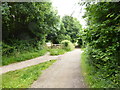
(2, 40, 47, 66)
(2, 40, 75, 65)
(2, 49, 47, 66)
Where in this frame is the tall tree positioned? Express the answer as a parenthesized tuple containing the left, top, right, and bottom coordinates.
(2, 2, 59, 45)
(62, 16, 82, 43)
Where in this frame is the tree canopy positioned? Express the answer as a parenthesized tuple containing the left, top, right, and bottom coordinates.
(2, 2, 59, 44)
(2, 2, 82, 56)
(62, 16, 82, 43)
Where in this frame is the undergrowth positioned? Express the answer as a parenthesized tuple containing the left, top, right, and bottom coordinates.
(2, 40, 47, 66)
(2, 40, 75, 65)
(2, 49, 47, 66)
(81, 51, 119, 88)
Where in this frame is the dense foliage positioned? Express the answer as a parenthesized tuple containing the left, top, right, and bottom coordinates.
(2, 2, 59, 55)
(2, 2, 81, 65)
(82, 2, 120, 88)
(2, 2, 59, 43)
(1, 2, 60, 65)
(47, 15, 82, 44)
(62, 16, 82, 43)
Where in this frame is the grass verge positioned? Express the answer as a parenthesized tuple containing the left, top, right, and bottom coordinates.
(81, 52, 118, 88)
(2, 49, 47, 66)
(48, 49, 66, 56)
(2, 60, 56, 88)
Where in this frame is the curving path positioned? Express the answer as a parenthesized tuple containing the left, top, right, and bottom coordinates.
(0, 52, 60, 74)
(31, 49, 87, 88)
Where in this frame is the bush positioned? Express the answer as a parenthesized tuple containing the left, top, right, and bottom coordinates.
(61, 40, 74, 51)
(81, 51, 120, 88)
(82, 2, 120, 88)
(2, 40, 47, 65)
(2, 42, 15, 55)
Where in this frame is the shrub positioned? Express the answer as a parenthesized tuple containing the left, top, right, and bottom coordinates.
(2, 42, 15, 56)
(82, 2, 120, 88)
(61, 40, 74, 51)
(2, 40, 47, 65)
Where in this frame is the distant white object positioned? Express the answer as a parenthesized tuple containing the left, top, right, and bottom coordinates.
(46, 42, 52, 47)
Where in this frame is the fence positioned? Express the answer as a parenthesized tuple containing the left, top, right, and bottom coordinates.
(46, 43, 61, 49)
